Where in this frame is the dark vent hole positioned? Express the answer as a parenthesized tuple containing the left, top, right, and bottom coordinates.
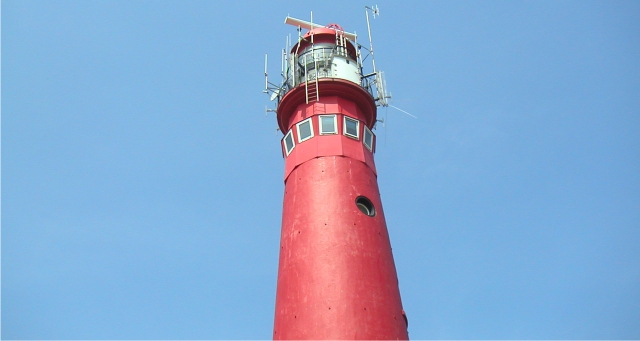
(356, 196, 376, 217)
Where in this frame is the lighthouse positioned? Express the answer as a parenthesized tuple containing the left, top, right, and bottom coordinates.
(264, 11, 408, 340)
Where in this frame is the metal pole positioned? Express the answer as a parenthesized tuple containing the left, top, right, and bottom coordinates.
(365, 8, 377, 73)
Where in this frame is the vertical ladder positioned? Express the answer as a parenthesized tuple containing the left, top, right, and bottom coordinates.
(305, 28, 320, 104)
(304, 59, 318, 104)
(307, 78, 318, 103)
(304, 56, 309, 104)
(312, 50, 319, 102)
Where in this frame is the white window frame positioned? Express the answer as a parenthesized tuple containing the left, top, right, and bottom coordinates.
(319, 114, 338, 135)
(283, 130, 295, 156)
(363, 125, 374, 151)
(343, 116, 360, 140)
(296, 118, 314, 143)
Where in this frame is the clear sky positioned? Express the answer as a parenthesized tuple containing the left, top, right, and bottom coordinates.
(2, 0, 639, 339)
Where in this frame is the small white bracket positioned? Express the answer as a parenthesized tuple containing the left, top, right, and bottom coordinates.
(265, 105, 277, 116)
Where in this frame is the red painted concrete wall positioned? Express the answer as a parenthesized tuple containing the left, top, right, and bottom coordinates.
(273, 156, 408, 340)
(274, 82, 408, 339)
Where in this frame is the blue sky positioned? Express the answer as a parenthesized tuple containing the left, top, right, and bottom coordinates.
(2, 0, 639, 339)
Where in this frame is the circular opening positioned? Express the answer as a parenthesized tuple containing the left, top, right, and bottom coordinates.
(355, 196, 376, 217)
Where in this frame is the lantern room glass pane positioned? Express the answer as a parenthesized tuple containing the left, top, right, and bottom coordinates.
(297, 118, 314, 142)
(319, 115, 337, 135)
(344, 116, 359, 139)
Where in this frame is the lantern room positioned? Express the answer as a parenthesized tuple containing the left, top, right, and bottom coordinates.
(264, 14, 392, 128)
(289, 26, 361, 86)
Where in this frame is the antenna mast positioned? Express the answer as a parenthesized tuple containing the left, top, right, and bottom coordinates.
(365, 5, 380, 73)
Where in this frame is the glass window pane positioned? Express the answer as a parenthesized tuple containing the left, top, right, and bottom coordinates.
(344, 117, 359, 139)
(297, 119, 314, 142)
(299, 121, 311, 140)
(284, 131, 295, 155)
(320, 115, 336, 134)
(363, 127, 373, 151)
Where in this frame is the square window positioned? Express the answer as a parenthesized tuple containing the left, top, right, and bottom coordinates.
(283, 130, 295, 155)
(344, 116, 360, 139)
(319, 115, 338, 135)
(296, 118, 314, 142)
(363, 126, 374, 151)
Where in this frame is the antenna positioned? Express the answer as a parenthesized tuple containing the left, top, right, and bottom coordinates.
(364, 5, 379, 73)
(281, 48, 285, 78)
(265, 105, 277, 116)
(376, 71, 389, 106)
(284, 16, 357, 40)
(270, 89, 281, 101)
(362, 5, 392, 108)
(264, 54, 268, 93)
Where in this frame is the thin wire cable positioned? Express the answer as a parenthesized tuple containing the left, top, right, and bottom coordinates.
(389, 104, 417, 118)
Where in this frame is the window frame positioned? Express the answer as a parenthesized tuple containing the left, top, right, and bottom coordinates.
(296, 118, 315, 143)
(283, 130, 295, 156)
(319, 114, 338, 135)
(363, 125, 374, 151)
(343, 116, 360, 140)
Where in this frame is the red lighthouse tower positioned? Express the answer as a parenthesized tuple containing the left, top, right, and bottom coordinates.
(265, 11, 408, 340)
